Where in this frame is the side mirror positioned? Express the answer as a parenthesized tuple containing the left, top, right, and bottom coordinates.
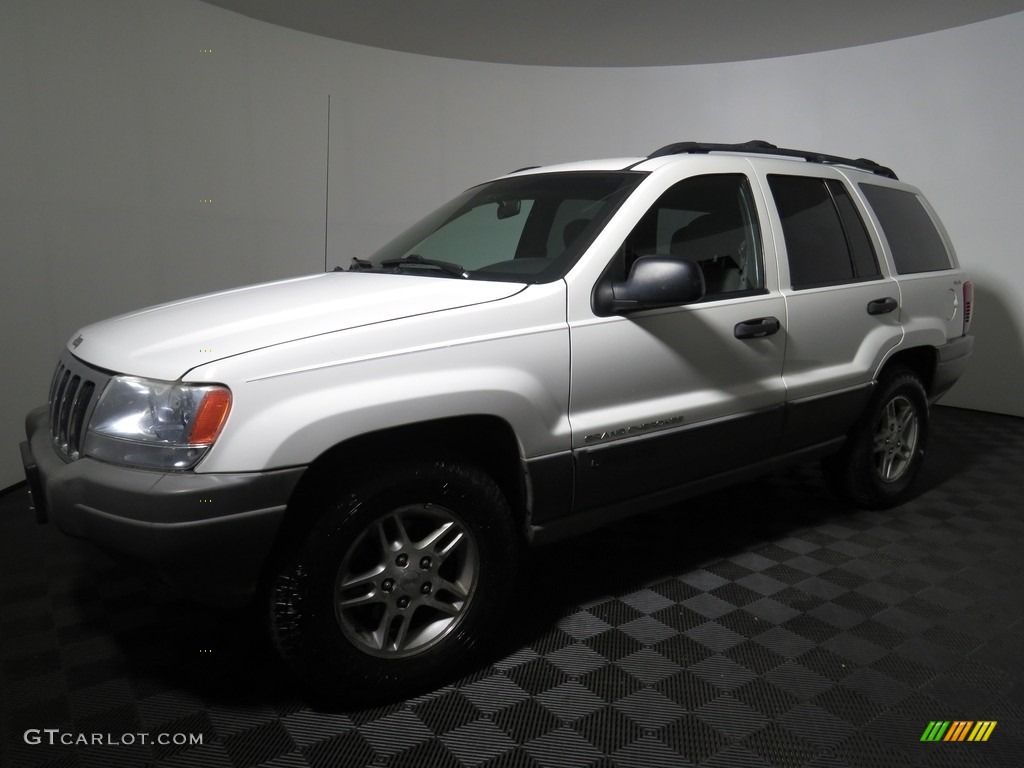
(594, 256, 705, 315)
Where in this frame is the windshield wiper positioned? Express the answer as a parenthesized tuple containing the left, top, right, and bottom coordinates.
(337, 258, 373, 272)
(380, 254, 469, 279)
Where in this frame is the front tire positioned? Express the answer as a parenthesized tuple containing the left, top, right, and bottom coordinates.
(825, 369, 929, 509)
(267, 456, 518, 703)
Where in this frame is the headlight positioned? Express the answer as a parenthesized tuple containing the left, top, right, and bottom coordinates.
(83, 376, 231, 470)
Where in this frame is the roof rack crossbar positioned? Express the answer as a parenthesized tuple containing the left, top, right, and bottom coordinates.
(647, 140, 898, 180)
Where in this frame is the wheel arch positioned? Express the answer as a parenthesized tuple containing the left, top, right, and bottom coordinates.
(878, 346, 937, 392)
(277, 415, 529, 546)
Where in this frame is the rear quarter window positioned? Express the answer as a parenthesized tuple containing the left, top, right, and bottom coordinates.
(860, 184, 952, 274)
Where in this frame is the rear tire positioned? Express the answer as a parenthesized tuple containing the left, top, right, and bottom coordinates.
(824, 369, 929, 509)
(267, 456, 518, 704)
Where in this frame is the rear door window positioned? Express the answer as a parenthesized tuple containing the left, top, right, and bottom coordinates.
(768, 175, 880, 289)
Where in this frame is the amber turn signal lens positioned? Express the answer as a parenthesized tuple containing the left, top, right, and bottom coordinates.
(188, 388, 231, 445)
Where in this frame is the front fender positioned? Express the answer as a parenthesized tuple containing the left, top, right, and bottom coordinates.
(196, 330, 571, 472)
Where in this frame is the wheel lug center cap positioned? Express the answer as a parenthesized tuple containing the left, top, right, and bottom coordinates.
(400, 571, 422, 592)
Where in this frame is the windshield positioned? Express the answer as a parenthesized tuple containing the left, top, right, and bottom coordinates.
(364, 171, 645, 282)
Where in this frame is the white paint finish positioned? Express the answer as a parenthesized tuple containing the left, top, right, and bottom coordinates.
(69, 272, 525, 381)
(568, 294, 787, 449)
(192, 281, 571, 471)
(781, 282, 905, 397)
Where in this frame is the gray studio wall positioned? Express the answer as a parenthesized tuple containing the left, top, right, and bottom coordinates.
(1, 0, 1022, 488)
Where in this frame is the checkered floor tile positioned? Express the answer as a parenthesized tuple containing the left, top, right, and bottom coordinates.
(2, 406, 1022, 767)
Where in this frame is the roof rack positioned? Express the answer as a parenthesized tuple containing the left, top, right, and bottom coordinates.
(647, 140, 898, 180)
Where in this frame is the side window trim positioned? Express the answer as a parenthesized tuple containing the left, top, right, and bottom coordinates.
(825, 179, 881, 280)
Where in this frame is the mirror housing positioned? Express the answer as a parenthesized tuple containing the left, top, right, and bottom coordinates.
(594, 256, 705, 315)
(496, 199, 522, 219)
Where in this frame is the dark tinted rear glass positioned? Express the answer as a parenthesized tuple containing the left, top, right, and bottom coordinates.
(769, 175, 881, 289)
(860, 184, 952, 274)
(828, 180, 879, 279)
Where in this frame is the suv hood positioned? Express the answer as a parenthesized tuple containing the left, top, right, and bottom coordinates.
(69, 272, 525, 381)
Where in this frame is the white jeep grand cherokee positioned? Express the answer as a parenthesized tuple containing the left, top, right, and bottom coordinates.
(22, 141, 974, 700)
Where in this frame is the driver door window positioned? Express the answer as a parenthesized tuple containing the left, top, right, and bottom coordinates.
(618, 174, 764, 299)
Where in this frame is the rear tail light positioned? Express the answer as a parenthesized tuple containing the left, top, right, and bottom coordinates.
(961, 281, 974, 336)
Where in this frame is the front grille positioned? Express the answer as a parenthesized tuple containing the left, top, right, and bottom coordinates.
(48, 353, 109, 461)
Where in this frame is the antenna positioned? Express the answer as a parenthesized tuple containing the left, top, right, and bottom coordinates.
(324, 94, 331, 272)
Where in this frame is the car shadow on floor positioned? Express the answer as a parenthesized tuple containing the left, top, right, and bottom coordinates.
(22, 469, 842, 710)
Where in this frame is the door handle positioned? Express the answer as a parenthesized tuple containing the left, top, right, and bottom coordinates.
(734, 316, 781, 339)
(867, 297, 898, 315)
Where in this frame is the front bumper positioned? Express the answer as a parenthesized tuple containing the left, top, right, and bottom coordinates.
(22, 406, 305, 605)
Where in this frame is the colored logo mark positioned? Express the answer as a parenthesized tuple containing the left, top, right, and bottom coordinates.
(920, 721, 997, 742)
